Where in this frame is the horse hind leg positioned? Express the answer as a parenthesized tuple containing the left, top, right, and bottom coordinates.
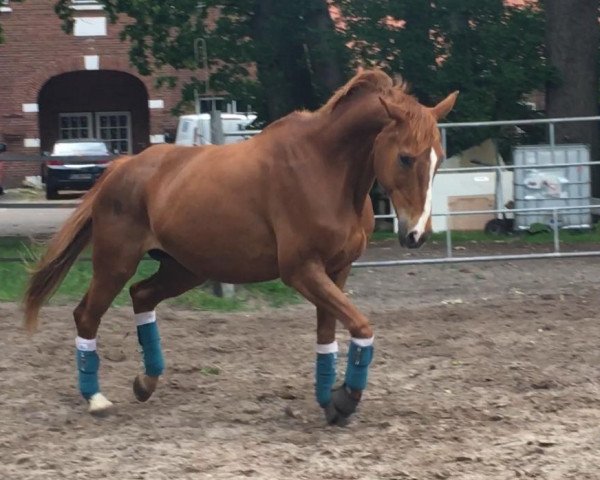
(74, 239, 144, 415)
(129, 256, 205, 402)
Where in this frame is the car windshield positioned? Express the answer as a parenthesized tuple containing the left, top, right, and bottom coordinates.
(51, 141, 110, 156)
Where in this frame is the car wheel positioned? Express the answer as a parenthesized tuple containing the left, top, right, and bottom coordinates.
(46, 183, 59, 200)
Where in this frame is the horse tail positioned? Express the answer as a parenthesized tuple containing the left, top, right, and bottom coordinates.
(23, 158, 127, 333)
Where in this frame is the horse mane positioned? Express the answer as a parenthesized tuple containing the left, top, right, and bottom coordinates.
(388, 85, 439, 149)
(263, 69, 437, 149)
(318, 69, 394, 115)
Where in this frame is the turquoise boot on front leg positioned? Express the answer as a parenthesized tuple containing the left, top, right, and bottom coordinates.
(315, 341, 338, 408)
(324, 337, 374, 426)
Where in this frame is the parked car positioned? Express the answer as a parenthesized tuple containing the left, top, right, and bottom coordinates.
(41, 139, 117, 199)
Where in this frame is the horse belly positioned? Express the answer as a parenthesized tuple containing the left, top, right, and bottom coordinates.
(190, 247, 280, 284)
(156, 219, 281, 284)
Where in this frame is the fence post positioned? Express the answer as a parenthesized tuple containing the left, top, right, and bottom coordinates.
(441, 127, 447, 155)
(210, 110, 236, 299)
(446, 216, 453, 258)
(552, 208, 560, 253)
(495, 165, 504, 215)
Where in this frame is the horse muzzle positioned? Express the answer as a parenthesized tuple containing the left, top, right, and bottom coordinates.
(398, 229, 428, 249)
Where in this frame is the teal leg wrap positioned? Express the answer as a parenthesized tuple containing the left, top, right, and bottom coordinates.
(76, 349, 100, 400)
(137, 322, 165, 377)
(315, 352, 337, 407)
(344, 341, 374, 391)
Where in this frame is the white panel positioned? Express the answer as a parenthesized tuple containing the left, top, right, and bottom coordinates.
(22, 103, 39, 113)
(429, 171, 514, 232)
(149, 135, 165, 144)
(74, 17, 107, 37)
(24, 138, 41, 148)
(84, 55, 100, 70)
(148, 100, 165, 109)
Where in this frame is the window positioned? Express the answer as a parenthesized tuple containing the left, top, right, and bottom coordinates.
(52, 141, 109, 157)
(199, 98, 225, 113)
(58, 112, 132, 153)
(0, 1, 12, 13)
(95, 112, 131, 153)
(59, 113, 93, 140)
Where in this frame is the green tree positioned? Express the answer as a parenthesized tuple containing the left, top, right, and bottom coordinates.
(339, 0, 552, 157)
(544, 0, 600, 194)
(52, 0, 553, 153)
(54, 0, 348, 122)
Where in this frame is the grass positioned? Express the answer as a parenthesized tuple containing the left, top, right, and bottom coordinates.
(372, 224, 600, 245)
(0, 237, 300, 309)
(3, 224, 599, 306)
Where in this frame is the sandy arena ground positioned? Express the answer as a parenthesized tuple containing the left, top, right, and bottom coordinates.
(1, 242, 600, 479)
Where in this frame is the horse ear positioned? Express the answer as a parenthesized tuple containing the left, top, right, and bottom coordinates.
(430, 91, 459, 120)
(379, 97, 408, 122)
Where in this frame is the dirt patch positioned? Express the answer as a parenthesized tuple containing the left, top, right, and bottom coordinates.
(1, 254, 600, 479)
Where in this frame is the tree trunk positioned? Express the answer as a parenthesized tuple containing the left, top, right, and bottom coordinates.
(545, 0, 600, 195)
(304, 0, 346, 101)
(252, 0, 319, 121)
(252, 0, 293, 120)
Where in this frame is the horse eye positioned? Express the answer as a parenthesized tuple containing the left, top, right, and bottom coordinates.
(399, 155, 413, 167)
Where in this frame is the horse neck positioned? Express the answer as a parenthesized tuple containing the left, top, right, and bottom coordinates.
(316, 96, 389, 210)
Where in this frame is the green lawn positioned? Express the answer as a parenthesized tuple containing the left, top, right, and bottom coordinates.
(3, 225, 599, 307)
(0, 237, 300, 309)
(371, 224, 600, 244)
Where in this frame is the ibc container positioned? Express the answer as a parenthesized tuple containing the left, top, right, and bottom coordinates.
(513, 145, 591, 230)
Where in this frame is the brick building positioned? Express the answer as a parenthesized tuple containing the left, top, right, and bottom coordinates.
(0, 0, 197, 187)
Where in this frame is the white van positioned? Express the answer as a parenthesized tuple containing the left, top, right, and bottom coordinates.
(175, 113, 258, 146)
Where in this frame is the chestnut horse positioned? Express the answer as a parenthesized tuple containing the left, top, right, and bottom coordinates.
(24, 69, 457, 424)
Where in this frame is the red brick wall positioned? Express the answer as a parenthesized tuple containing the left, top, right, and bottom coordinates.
(0, 157, 42, 188)
(0, 0, 196, 156)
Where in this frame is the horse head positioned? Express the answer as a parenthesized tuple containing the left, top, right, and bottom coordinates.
(373, 88, 458, 248)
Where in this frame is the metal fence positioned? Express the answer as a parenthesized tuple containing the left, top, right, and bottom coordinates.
(357, 116, 600, 267)
(2, 116, 600, 268)
(355, 202, 600, 268)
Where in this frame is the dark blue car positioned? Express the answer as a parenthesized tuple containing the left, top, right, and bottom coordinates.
(42, 139, 115, 199)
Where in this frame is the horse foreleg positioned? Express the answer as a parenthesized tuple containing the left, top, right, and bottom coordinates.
(284, 261, 373, 426)
(315, 266, 351, 416)
(129, 257, 205, 402)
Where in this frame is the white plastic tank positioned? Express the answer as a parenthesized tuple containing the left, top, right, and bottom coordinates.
(513, 144, 591, 230)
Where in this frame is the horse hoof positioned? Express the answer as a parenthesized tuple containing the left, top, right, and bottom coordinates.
(323, 386, 360, 426)
(324, 402, 350, 426)
(133, 374, 154, 402)
(88, 393, 114, 416)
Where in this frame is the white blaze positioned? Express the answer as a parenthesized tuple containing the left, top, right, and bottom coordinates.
(412, 148, 437, 241)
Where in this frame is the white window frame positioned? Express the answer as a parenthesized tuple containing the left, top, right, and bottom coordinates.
(95, 111, 132, 154)
(58, 112, 94, 140)
(0, 1, 12, 13)
(71, 0, 104, 12)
